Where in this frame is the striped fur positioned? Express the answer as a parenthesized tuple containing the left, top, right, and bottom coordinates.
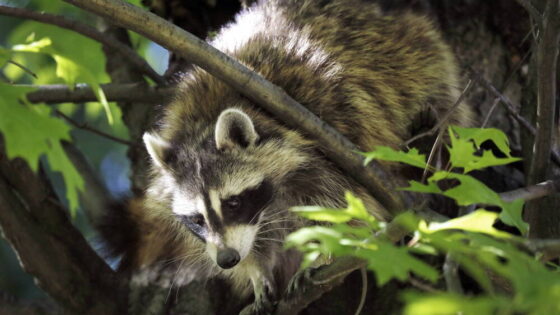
(101, 0, 473, 311)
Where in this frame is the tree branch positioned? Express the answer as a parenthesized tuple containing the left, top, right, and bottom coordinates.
(273, 257, 367, 315)
(62, 0, 408, 218)
(0, 292, 55, 315)
(0, 5, 164, 85)
(0, 152, 125, 314)
(61, 142, 114, 226)
(525, 239, 560, 260)
(499, 178, 560, 203)
(527, 0, 559, 185)
(55, 110, 133, 145)
(23, 82, 173, 104)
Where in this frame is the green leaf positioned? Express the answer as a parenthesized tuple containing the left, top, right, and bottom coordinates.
(292, 192, 380, 228)
(401, 180, 443, 194)
(0, 46, 10, 67)
(291, 206, 353, 223)
(448, 129, 477, 170)
(354, 241, 439, 285)
(499, 199, 528, 235)
(451, 126, 515, 157)
(344, 192, 378, 227)
(448, 127, 521, 173)
(9, 27, 112, 123)
(0, 83, 84, 213)
(52, 54, 80, 87)
(12, 37, 53, 53)
(463, 150, 521, 173)
(362, 146, 427, 169)
(403, 291, 506, 315)
(424, 209, 511, 238)
(426, 172, 527, 235)
(430, 172, 502, 206)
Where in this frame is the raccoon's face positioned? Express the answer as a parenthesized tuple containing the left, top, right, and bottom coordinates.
(143, 108, 303, 269)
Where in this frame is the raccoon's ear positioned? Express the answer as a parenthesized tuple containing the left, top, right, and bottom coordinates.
(143, 132, 170, 168)
(215, 109, 259, 150)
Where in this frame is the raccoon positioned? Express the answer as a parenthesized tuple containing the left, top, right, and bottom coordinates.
(101, 0, 472, 313)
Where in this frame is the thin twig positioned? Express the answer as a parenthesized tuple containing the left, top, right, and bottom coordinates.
(404, 80, 474, 148)
(514, 0, 543, 24)
(55, 110, 133, 146)
(354, 267, 367, 315)
(6, 60, 38, 78)
(481, 48, 533, 128)
(0, 5, 165, 85)
(23, 82, 173, 104)
(470, 69, 560, 167)
(409, 277, 441, 293)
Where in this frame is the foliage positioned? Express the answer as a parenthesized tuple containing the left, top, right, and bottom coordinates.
(0, 2, 136, 213)
(0, 83, 83, 211)
(287, 127, 560, 314)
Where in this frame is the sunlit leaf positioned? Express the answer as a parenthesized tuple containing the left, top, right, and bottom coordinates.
(403, 291, 506, 315)
(424, 209, 511, 238)
(9, 26, 112, 123)
(0, 83, 83, 213)
(362, 146, 427, 169)
(291, 206, 353, 223)
(12, 37, 53, 52)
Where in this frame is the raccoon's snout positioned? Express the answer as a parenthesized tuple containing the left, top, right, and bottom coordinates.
(217, 248, 241, 269)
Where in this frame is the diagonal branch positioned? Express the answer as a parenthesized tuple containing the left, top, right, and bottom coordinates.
(0, 5, 164, 85)
(55, 110, 133, 145)
(62, 0, 408, 218)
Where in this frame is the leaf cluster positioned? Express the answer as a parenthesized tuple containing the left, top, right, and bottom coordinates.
(287, 127, 560, 314)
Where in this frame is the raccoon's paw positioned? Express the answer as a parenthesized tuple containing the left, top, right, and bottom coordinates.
(240, 281, 277, 315)
(285, 266, 321, 299)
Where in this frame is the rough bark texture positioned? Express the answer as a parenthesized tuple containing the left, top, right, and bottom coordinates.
(0, 145, 125, 315)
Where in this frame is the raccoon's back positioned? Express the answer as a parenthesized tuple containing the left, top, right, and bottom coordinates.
(173, 0, 473, 150)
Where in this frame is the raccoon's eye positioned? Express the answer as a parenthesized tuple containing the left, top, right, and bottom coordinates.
(224, 196, 241, 211)
(190, 214, 205, 227)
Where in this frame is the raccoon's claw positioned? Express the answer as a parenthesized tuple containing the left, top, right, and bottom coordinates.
(240, 281, 277, 315)
(285, 266, 320, 299)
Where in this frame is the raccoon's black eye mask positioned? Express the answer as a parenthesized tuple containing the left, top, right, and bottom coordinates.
(221, 180, 273, 224)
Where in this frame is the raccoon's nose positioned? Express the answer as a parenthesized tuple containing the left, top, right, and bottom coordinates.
(217, 248, 240, 269)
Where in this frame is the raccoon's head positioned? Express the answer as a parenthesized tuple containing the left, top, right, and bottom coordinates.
(143, 108, 308, 270)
